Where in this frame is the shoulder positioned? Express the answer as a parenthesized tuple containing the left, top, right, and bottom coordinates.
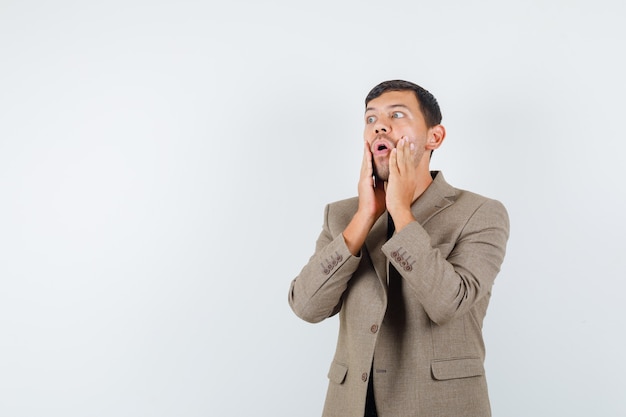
(456, 190, 508, 223)
(434, 171, 507, 215)
(427, 173, 510, 247)
(454, 187, 507, 212)
(322, 197, 359, 232)
(453, 189, 509, 235)
(326, 196, 359, 219)
(328, 196, 359, 210)
(432, 172, 509, 233)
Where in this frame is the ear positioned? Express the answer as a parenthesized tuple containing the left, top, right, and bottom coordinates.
(426, 124, 446, 150)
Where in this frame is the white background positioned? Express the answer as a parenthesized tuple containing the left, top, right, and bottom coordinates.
(1, 1, 625, 416)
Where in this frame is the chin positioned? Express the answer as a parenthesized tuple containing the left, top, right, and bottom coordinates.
(373, 166, 389, 182)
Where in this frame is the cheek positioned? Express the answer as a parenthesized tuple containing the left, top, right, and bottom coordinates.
(401, 124, 425, 142)
(394, 120, 414, 133)
(396, 127, 415, 140)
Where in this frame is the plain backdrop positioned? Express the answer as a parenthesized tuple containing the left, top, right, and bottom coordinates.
(1, 1, 625, 416)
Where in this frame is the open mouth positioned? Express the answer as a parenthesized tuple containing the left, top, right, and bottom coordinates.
(372, 139, 393, 156)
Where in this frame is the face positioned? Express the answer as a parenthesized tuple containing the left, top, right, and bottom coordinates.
(364, 90, 432, 181)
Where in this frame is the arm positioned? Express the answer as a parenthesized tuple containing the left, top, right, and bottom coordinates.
(383, 198, 509, 325)
(384, 137, 509, 325)
(288, 204, 362, 323)
(289, 141, 386, 323)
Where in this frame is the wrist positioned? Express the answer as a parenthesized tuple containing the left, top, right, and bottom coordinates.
(388, 208, 415, 232)
(354, 208, 379, 227)
(343, 210, 379, 256)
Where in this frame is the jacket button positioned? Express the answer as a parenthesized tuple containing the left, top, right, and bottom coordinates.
(391, 251, 398, 258)
(361, 372, 368, 382)
(323, 269, 330, 275)
(404, 265, 412, 272)
(370, 324, 378, 333)
(336, 255, 343, 262)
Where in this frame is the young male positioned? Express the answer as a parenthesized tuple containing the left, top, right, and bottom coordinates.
(288, 80, 509, 417)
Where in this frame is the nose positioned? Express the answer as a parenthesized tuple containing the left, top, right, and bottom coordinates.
(374, 118, 389, 134)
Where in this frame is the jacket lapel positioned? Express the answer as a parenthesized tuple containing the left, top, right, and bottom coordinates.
(411, 171, 456, 226)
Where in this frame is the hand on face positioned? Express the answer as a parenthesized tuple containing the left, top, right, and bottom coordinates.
(386, 136, 423, 220)
(357, 141, 386, 222)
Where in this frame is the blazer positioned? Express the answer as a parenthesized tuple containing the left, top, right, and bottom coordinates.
(288, 172, 509, 417)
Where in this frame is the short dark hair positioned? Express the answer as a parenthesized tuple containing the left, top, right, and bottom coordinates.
(365, 80, 442, 127)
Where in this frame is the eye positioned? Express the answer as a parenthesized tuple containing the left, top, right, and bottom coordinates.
(391, 111, 404, 119)
(366, 115, 376, 124)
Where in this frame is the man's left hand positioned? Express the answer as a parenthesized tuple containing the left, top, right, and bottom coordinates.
(386, 137, 419, 231)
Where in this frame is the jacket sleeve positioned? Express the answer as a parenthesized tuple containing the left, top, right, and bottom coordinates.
(382, 198, 510, 325)
(288, 204, 361, 323)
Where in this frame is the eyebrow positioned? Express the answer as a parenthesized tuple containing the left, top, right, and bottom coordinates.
(365, 104, 412, 113)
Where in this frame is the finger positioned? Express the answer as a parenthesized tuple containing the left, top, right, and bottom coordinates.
(361, 141, 375, 184)
(361, 141, 371, 172)
(389, 146, 398, 178)
(399, 137, 416, 173)
(405, 141, 416, 171)
(406, 137, 419, 167)
(409, 138, 417, 156)
(395, 137, 407, 175)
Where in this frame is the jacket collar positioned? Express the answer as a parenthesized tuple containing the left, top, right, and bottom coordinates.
(410, 171, 456, 225)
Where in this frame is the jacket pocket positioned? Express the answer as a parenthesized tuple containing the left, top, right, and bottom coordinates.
(327, 361, 348, 384)
(431, 357, 484, 381)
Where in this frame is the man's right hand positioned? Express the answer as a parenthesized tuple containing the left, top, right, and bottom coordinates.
(357, 141, 386, 221)
(342, 141, 386, 256)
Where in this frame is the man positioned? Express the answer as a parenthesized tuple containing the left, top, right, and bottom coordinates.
(288, 80, 509, 417)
